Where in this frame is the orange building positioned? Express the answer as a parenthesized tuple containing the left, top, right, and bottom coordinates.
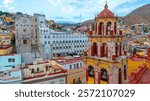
(83, 3, 128, 84)
(129, 65, 150, 84)
(128, 48, 150, 75)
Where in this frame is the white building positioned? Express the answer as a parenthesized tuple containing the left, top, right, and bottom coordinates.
(40, 30, 88, 59)
(34, 14, 88, 59)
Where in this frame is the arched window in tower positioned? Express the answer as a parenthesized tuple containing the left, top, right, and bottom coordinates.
(101, 68, 108, 81)
(100, 43, 108, 57)
(106, 22, 111, 35)
(98, 22, 104, 35)
(114, 22, 117, 34)
(88, 66, 95, 78)
(91, 43, 98, 56)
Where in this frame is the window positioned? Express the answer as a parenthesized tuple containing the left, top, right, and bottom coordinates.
(12, 59, 15, 62)
(35, 18, 37, 22)
(8, 58, 11, 62)
(31, 69, 34, 73)
(50, 81, 55, 84)
(80, 63, 82, 67)
(23, 40, 27, 44)
(37, 68, 39, 72)
(23, 29, 27, 32)
(69, 65, 72, 69)
(77, 63, 79, 68)
(60, 79, 64, 83)
(73, 79, 76, 84)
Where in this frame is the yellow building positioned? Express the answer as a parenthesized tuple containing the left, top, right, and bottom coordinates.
(54, 57, 84, 84)
(5, 17, 12, 23)
(128, 48, 150, 75)
(0, 45, 13, 55)
(67, 67, 84, 84)
(0, 32, 14, 46)
(0, 31, 14, 55)
(83, 3, 128, 84)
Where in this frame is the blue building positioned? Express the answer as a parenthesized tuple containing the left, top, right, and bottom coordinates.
(0, 54, 22, 84)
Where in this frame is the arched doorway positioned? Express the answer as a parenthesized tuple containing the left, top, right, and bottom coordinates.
(91, 43, 98, 56)
(87, 66, 95, 84)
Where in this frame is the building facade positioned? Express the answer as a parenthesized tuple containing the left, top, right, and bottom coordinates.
(83, 4, 128, 84)
(15, 14, 41, 64)
(0, 54, 22, 84)
(40, 31, 88, 59)
(128, 48, 150, 75)
(54, 56, 84, 84)
(35, 14, 88, 59)
(0, 30, 14, 55)
(22, 60, 67, 84)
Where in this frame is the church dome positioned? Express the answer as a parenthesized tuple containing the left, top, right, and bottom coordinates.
(97, 4, 115, 18)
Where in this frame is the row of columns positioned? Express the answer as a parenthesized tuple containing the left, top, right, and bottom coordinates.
(95, 22, 117, 36)
(88, 42, 124, 59)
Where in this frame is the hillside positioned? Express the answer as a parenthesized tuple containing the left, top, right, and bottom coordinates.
(124, 4, 150, 26)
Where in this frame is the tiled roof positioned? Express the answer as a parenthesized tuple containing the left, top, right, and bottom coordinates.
(97, 4, 115, 18)
(53, 57, 83, 65)
(129, 65, 150, 84)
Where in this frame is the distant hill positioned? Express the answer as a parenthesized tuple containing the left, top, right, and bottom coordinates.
(81, 20, 94, 26)
(124, 4, 150, 26)
(79, 4, 150, 27)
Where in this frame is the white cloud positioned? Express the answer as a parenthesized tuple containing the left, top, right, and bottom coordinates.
(61, 6, 73, 13)
(47, 0, 61, 6)
(3, 0, 13, 5)
(2, 0, 16, 12)
(8, 6, 15, 10)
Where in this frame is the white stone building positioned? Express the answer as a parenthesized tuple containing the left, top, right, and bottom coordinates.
(15, 14, 42, 64)
(40, 30, 88, 59)
(35, 14, 88, 59)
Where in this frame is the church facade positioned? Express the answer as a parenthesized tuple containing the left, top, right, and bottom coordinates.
(83, 4, 128, 84)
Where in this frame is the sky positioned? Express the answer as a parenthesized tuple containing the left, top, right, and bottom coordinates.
(0, 0, 149, 23)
